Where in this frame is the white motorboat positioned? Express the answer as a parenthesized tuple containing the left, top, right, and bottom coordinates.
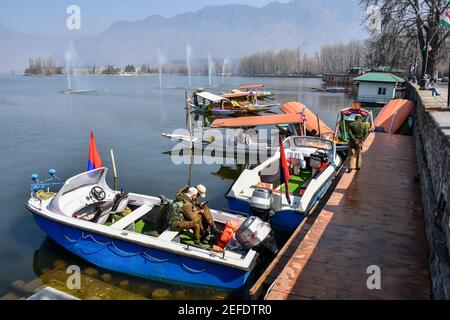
(226, 136, 342, 234)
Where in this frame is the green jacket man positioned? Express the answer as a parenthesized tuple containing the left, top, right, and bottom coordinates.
(348, 114, 369, 172)
(158, 185, 216, 244)
(164, 187, 203, 243)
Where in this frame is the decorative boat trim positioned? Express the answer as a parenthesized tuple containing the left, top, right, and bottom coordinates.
(182, 263, 207, 274)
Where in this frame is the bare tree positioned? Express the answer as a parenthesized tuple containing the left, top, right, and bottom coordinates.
(321, 40, 365, 74)
(360, 0, 449, 78)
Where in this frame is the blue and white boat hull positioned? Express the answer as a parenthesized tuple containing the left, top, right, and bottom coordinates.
(32, 212, 252, 290)
(27, 168, 260, 291)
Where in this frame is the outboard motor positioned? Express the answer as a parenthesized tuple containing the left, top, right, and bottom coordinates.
(235, 216, 279, 256)
(310, 149, 329, 170)
(250, 189, 273, 222)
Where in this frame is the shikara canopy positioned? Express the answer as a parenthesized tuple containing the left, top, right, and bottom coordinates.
(281, 102, 335, 136)
(211, 113, 304, 129)
(195, 91, 229, 103)
(240, 84, 265, 89)
(221, 92, 251, 99)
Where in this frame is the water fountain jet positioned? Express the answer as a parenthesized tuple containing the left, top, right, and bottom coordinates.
(186, 45, 193, 89)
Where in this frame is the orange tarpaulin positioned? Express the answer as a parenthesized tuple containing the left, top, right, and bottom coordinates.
(211, 113, 304, 128)
(374, 99, 415, 134)
(281, 102, 334, 136)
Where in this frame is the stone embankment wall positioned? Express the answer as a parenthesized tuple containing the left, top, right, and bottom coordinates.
(408, 84, 450, 299)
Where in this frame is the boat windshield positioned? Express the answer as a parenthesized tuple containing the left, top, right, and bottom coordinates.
(60, 169, 107, 195)
(48, 168, 109, 215)
(288, 137, 334, 151)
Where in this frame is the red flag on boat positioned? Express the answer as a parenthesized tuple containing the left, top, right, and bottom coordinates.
(88, 131, 103, 171)
(279, 135, 292, 205)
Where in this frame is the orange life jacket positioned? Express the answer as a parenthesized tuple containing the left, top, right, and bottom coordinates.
(218, 220, 240, 249)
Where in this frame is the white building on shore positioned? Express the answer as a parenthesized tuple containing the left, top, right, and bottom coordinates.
(354, 72, 405, 105)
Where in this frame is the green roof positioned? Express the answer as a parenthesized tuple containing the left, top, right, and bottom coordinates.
(354, 72, 405, 83)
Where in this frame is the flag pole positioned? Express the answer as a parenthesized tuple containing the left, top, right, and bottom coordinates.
(110, 149, 118, 191)
(185, 90, 194, 186)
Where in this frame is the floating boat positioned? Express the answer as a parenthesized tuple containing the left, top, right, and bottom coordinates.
(162, 113, 306, 156)
(374, 99, 415, 134)
(189, 90, 273, 116)
(220, 92, 279, 111)
(335, 102, 374, 144)
(226, 136, 342, 234)
(62, 89, 98, 95)
(26, 168, 276, 290)
(239, 84, 274, 100)
(221, 84, 274, 100)
(281, 101, 373, 152)
(310, 87, 349, 93)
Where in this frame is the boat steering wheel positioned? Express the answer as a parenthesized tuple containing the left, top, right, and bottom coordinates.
(90, 186, 106, 202)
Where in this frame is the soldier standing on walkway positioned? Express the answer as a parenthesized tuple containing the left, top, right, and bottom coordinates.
(347, 114, 369, 173)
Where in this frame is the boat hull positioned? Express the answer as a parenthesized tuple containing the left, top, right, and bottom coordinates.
(163, 134, 275, 156)
(374, 99, 415, 134)
(31, 213, 252, 290)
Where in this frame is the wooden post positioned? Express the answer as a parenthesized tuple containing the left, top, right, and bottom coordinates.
(185, 90, 193, 149)
(185, 90, 194, 186)
(316, 114, 321, 137)
(110, 149, 118, 191)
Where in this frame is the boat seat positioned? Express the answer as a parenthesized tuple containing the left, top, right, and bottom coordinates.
(260, 173, 280, 185)
(111, 192, 130, 215)
(158, 229, 180, 242)
(111, 205, 152, 230)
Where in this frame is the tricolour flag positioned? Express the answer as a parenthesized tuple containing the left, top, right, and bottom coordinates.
(279, 135, 292, 205)
(88, 131, 103, 171)
(441, 11, 450, 29)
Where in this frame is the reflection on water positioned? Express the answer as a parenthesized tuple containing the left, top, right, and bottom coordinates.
(0, 75, 353, 299)
(32, 238, 234, 300)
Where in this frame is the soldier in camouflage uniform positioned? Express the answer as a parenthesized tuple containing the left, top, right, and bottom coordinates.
(165, 187, 204, 244)
(157, 186, 217, 244)
(194, 184, 217, 236)
(348, 114, 369, 173)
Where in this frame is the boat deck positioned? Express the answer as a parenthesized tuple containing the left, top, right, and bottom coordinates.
(251, 133, 431, 300)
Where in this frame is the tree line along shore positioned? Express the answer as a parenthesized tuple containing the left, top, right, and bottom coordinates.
(22, 1, 450, 79)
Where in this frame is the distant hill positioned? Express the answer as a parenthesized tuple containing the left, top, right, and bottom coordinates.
(0, 0, 366, 72)
(0, 25, 72, 73)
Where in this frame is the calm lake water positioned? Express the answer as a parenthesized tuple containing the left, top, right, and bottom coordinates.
(0, 75, 354, 299)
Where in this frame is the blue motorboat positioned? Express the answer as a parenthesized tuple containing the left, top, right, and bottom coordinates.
(26, 168, 272, 290)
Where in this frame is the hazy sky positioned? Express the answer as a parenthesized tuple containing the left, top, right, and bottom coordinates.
(0, 0, 290, 37)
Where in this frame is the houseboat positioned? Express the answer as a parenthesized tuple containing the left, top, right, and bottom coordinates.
(354, 72, 406, 107)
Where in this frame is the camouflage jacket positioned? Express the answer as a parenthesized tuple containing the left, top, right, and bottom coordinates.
(349, 120, 368, 144)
